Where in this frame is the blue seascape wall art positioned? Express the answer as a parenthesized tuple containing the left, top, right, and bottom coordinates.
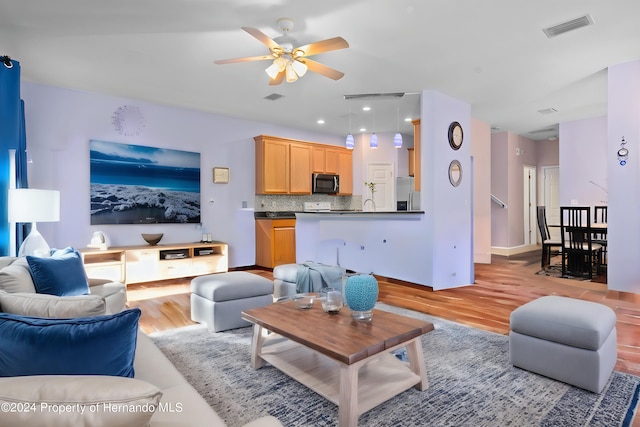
(89, 140, 201, 225)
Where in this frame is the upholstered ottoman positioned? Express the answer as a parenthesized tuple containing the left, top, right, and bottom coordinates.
(509, 295, 617, 393)
(190, 272, 273, 332)
(273, 263, 345, 299)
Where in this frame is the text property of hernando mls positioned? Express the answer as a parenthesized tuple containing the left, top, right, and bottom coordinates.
(1, 401, 184, 415)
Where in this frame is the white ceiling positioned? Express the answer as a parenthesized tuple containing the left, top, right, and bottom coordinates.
(1, 0, 639, 141)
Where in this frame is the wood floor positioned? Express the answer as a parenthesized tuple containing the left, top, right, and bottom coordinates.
(127, 250, 640, 376)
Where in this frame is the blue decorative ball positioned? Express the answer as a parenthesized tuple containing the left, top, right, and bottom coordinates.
(344, 275, 378, 312)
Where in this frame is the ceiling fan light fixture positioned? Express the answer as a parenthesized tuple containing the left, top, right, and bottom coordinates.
(291, 59, 307, 77)
(285, 62, 298, 82)
(394, 132, 403, 148)
(265, 62, 280, 79)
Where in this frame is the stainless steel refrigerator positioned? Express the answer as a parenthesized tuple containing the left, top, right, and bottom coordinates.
(396, 177, 420, 211)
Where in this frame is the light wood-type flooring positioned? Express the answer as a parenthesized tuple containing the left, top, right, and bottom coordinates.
(127, 250, 640, 423)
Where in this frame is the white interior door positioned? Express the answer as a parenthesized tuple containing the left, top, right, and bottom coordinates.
(365, 163, 394, 211)
(523, 165, 537, 245)
(543, 166, 560, 239)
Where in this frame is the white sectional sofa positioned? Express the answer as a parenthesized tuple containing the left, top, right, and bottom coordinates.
(0, 255, 283, 427)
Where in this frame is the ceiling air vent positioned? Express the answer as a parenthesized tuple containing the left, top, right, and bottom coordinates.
(264, 93, 284, 101)
(537, 108, 558, 115)
(543, 14, 594, 38)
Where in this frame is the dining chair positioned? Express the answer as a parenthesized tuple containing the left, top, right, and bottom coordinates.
(536, 206, 561, 268)
(560, 206, 603, 279)
(593, 205, 608, 266)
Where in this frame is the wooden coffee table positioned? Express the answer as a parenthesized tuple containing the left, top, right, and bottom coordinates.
(241, 301, 434, 427)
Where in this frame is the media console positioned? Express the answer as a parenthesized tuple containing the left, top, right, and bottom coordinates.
(80, 241, 228, 285)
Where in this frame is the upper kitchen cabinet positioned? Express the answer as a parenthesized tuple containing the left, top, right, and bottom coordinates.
(311, 145, 339, 174)
(289, 142, 312, 194)
(337, 149, 353, 195)
(255, 135, 290, 194)
(255, 135, 351, 195)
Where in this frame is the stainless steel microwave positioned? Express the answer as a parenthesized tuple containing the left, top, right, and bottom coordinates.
(312, 173, 339, 194)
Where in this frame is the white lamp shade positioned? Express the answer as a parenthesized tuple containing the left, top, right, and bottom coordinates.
(394, 132, 403, 148)
(291, 59, 307, 77)
(8, 189, 60, 223)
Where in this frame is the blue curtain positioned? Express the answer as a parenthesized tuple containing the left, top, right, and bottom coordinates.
(0, 58, 24, 256)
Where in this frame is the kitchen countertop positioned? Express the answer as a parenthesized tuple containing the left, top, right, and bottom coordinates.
(254, 210, 424, 219)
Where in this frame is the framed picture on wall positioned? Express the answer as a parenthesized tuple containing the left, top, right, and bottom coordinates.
(89, 140, 201, 225)
(213, 167, 230, 183)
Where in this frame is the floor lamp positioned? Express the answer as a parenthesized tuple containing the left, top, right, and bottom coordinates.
(8, 188, 60, 257)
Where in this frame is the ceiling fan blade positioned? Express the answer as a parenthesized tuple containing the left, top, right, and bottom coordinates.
(214, 54, 274, 65)
(269, 70, 285, 85)
(241, 26, 281, 51)
(303, 58, 345, 80)
(294, 37, 349, 57)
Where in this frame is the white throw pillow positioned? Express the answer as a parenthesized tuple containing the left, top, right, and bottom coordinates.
(0, 292, 106, 318)
(0, 258, 36, 293)
(0, 375, 163, 427)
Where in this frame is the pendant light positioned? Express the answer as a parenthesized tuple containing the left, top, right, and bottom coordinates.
(345, 107, 354, 149)
(370, 109, 378, 149)
(393, 101, 403, 148)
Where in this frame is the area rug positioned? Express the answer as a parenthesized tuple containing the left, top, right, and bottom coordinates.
(150, 303, 639, 427)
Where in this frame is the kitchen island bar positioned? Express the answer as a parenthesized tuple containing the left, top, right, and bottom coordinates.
(295, 211, 440, 287)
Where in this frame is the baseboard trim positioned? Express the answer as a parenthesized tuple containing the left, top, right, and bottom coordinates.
(491, 244, 539, 257)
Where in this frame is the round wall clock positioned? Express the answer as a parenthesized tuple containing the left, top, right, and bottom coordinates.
(112, 105, 145, 136)
(448, 121, 463, 150)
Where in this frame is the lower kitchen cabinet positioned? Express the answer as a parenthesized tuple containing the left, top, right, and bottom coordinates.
(256, 218, 296, 268)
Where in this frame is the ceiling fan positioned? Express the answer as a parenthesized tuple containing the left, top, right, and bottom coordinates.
(214, 18, 349, 85)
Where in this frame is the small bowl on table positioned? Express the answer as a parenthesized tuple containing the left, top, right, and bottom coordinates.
(292, 293, 315, 310)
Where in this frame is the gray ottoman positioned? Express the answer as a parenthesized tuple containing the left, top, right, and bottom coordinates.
(190, 271, 273, 332)
(509, 295, 617, 393)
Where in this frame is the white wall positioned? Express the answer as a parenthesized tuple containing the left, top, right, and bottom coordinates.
(422, 90, 473, 288)
(559, 116, 608, 207)
(607, 60, 640, 294)
(471, 118, 491, 264)
(21, 82, 343, 267)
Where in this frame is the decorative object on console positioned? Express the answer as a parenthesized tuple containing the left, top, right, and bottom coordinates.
(141, 233, 163, 246)
(344, 274, 378, 321)
(87, 230, 110, 250)
(8, 188, 60, 257)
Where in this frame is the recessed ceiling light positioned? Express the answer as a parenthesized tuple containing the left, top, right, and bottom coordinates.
(317, 119, 325, 124)
(359, 127, 367, 132)
(404, 117, 412, 122)
(362, 106, 371, 111)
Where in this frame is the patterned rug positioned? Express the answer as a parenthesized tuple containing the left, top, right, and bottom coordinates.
(150, 303, 639, 427)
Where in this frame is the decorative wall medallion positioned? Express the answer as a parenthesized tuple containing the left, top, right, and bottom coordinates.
(448, 160, 462, 187)
(448, 121, 463, 150)
(112, 105, 145, 136)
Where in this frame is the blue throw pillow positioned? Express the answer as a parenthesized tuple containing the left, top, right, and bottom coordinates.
(0, 308, 141, 378)
(26, 247, 89, 296)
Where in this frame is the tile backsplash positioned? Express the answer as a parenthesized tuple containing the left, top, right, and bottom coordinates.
(255, 194, 362, 212)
